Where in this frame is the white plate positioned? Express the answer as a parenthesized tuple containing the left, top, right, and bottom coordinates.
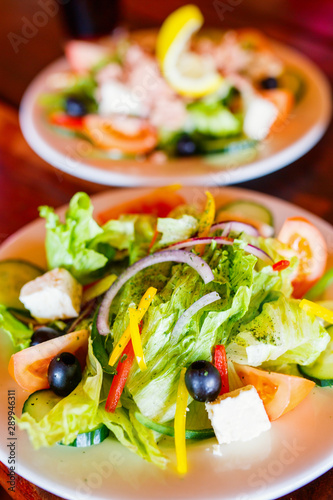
(19, 40, 331, 187)
(0, 186, 333, 500)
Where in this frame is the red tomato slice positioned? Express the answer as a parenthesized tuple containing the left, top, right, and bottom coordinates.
(49, 112, 84, 131)
(97, 185, 185, 224)
(83, 115, 158, 154)
(8, 329, 89, 393)
(278, 217, 327, 298)
(260, 89, 294, 131)
(234, 363, 315, 421)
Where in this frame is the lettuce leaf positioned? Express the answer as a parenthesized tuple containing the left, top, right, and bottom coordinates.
(155, 215, 198, 248)
(98, 398, 168, 469)
(40, 192, 108, 284)
(0, 305, 33, 351)
(227, 295, 330, 366)
(17, 338, 103, 448)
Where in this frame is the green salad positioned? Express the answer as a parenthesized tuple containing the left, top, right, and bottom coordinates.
(2, 189, 332, 473)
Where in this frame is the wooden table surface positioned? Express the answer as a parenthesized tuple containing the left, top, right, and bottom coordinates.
(0, 0, 332, 498)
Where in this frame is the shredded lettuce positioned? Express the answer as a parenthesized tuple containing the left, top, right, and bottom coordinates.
(0, 305, 32, 351)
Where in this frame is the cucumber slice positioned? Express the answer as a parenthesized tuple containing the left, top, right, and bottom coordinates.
(298, 326, 333, 387)
(0, 260, 44, 310)
(217, 200, 274, 226)
(134, 411, 215, 440)
(61, 425, 109, 447)
(22, 389, 62, 421)
(200, 137, 257, 155)
(22, 389, 109, 447)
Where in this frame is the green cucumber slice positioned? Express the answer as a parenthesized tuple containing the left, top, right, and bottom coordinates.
(217, 200, 274, 226)
(22, 389, 62, 421)
(60, 425, 109, 447)
(0, 260, 44, 310)
(200, 137, 257, 155)
(22, 389, 109, 447)
(298, 326, 333, 387)
(134, 412, 215, 440)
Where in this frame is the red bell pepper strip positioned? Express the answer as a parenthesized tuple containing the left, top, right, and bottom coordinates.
(105, 341, 135, 413)
(214, 345, 229, 395)
(49, 112, 84, 130)
(272, 260, 290, 272)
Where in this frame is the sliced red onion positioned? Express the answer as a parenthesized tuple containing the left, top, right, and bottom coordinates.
(167, 236, 235, 251)
(170, 292, 221, 343)
(245, 244, 273, 263)
(167, 237, 273, 263)
(97, 250, 214, 335)
(210, 221, 259, 237)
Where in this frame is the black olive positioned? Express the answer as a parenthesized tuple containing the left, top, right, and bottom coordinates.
(260, 77, 278, 90)
(65, 96, 88, 117)
(176, 135, 199, 157)
(30, 327, 61, 347)
(48, 352, 82, 397)
(185, 360, 221, 402)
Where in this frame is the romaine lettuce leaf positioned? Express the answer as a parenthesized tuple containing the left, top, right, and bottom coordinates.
(17, 338, 103, 448)
(227, 295, 330, 366)
(0, 305, 32, 351)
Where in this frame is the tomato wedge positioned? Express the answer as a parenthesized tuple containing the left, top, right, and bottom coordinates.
(278, 217, 327, 298)
(97, 185, 185, 223)
(8, 329, 89, 393)
(260, 89, 294, 130)
(49, 112, 84, 131)
(83, 114, 158, 154)
(234, 363, 315, 421)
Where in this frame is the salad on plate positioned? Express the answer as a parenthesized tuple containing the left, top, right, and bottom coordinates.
(40, 4, 304, 164)
(1, 186, 333, 474)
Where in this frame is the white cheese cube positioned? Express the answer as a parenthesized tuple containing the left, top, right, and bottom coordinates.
(99, 81, 148, 117)
(19, 268, 82, 322)
(205, 385, 271, 444)
(243, 97, 278, 140)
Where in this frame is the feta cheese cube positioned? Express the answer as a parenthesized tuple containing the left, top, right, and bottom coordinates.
(243, 97, 278, 140)
(19, 268, 82, 322)
(205, 385, 271, 444)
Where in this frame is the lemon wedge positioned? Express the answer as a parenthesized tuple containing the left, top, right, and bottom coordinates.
(157, 5, 223, 98)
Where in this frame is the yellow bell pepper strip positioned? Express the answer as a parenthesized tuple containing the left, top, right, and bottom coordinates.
(174, 368, 188, 475)
(109, 287, 157, 366)
(299, 299, 333, 324)
(129, 308, 147, 371)
(195, 192, 215, 255)
(82, 274, 117, 304)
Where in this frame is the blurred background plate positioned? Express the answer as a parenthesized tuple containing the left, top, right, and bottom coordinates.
(19, 39, 331, 187)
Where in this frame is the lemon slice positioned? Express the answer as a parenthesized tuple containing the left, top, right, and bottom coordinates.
(157, 5, 223, 98)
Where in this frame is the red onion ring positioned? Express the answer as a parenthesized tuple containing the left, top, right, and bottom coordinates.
(210, 221, 259, 237)
(97, 250, 215, 335)
(167, 237, 273, 263)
